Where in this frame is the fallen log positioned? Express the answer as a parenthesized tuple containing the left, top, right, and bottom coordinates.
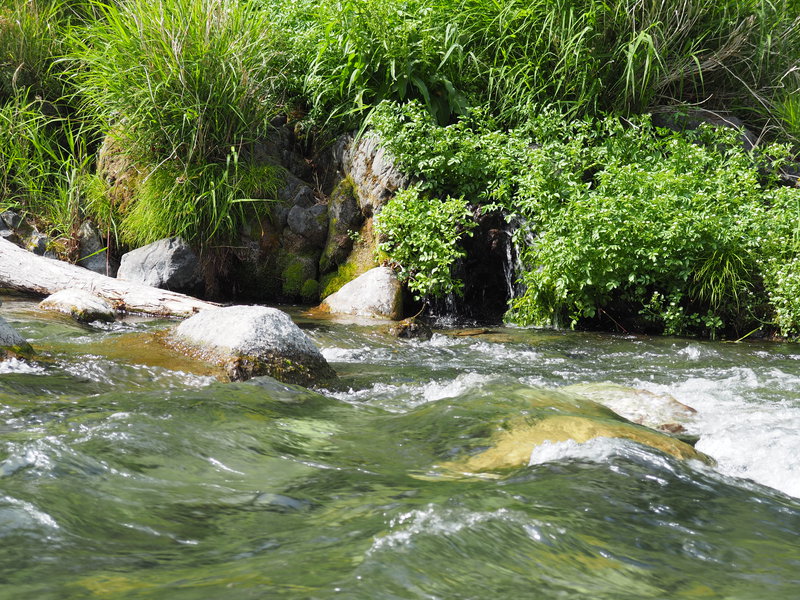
(0, 237, 218, 318)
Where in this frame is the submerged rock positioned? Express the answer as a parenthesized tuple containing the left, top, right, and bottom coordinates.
(171, 305, 336, 386)
(118, 237, 202, 294)
(388, 317, 433, 340)
(563, 382, 696, 432)
(0, 315, 33, 359)
(318, 267, 403, 320)
(436, 387, 711, 475)
(39, 289, 116, 323)
(452, 414, 709, 473)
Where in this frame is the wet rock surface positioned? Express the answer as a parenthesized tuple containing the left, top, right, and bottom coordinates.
(39, 289, 116, 323)
(118, 237, 203, 294)
(172, 305, 337, 386)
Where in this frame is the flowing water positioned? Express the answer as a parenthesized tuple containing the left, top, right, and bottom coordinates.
(1, 296, 799, 599)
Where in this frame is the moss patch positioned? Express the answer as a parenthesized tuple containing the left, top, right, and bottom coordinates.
(320, 218, 379, 298)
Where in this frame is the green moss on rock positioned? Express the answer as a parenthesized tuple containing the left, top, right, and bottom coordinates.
(320, 218, 379, 298)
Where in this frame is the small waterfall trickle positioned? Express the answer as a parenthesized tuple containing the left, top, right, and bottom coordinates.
(500, 216, 534, 303)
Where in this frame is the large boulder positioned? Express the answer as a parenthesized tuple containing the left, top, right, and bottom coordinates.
(118, 237, 202, 294)
(39, 289, 116, 323)
(0, 315, 33, 360)
(318, 266, 403, 320)
(171, 305, 336, 385)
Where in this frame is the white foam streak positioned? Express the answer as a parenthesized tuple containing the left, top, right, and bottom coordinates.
(634, 368, 800, 498)
(0, 359, 44, 374)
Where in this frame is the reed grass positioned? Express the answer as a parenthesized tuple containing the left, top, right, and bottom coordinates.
(68, 0, 289, 245)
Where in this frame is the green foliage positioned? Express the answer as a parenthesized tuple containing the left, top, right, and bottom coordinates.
(68, 0, 288, 246)
(512, 120, 767, 334)
(373, 100, 800, 336)
(755, 185, 800, 338)
(0, 0, 66, 102)
(119, 150, 283, 247)
(295, 0, 468, 127)
(0, 91, 99, 239)
(277, 0, 800, 132)
(375, 185, 475, 299)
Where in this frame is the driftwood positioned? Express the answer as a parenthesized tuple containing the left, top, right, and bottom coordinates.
(0, 238, 217, 318)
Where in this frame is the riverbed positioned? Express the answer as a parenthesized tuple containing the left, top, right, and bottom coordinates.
(1, 296, 799, 599)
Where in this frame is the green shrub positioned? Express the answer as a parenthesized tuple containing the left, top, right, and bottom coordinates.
(510, 121, 767, 335)
(372, 100, 800, 336)
(375, 185, 475, 299)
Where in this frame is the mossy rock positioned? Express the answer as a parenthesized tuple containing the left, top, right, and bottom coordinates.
(281, 254, 318, 298)
(0, 315, 34, 360)
(320, 218, 379, 298)
(320, 176, 363, 274)
(300, 279, 320, 302)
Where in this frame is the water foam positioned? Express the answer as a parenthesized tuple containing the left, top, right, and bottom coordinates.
(0, 359, 44, 375)
(634, 367, 800, 498)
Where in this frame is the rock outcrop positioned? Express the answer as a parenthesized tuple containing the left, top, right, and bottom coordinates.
(330, 134, 410, 216)
(39, 289, 116, 323)
(118, 237, 203, 294)
(171, 305, 336, 385)
(318, 267, 403, 320)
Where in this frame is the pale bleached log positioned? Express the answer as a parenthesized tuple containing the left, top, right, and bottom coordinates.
(0, 237, 217, 318)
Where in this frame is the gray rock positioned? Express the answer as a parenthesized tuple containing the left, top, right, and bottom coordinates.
(320, 178, 364, 274)
(0, 315, 33, 359)
(39, 289, 116, 323)
(0, 226, 18, 244)
(287, 204, 328, 248)
(277, 172, 316, 209)
(0, 210, 22, 230)
(26, 232, 49, 256)
(333, 134, 410, 216)
(172, 305, 336, 385)
(319, 267, 403, 320)
(77, 222, 114, 276)
(118, 237, 202, 293)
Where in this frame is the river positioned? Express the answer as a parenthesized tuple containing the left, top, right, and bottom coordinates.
(1, 296, 799, 599)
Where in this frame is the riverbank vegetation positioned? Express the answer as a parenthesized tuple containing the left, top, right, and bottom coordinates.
(1, 0, 799, 337)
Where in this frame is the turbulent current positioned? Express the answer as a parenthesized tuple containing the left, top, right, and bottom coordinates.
(1, 297, 799, 599)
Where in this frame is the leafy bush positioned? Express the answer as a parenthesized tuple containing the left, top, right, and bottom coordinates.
(375, 185, 475, 298)
(511, 121, 768, 335)
(373, 100, 800, 337)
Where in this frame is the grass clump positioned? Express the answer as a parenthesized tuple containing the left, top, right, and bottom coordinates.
(0, 91, 100, 243)
(68, 0, 289, 246)
(277, 0, 800, 136)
